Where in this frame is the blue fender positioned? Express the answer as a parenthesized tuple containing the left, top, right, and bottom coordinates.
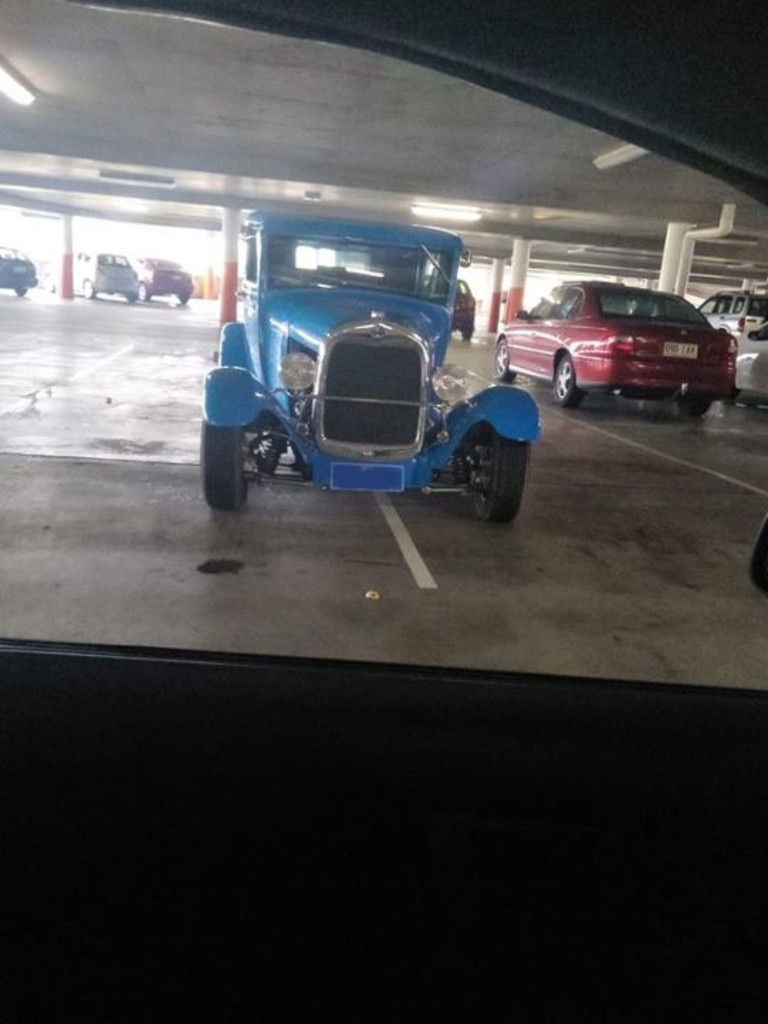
(219, 321, 249, 369)
(448, 385, 540, 442)
(426, 385, 540, 471)
(203, 367, 271, 427)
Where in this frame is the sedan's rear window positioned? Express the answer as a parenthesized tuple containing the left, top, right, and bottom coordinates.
(98, 254, 131, 267)
(597, 289, 708, 325)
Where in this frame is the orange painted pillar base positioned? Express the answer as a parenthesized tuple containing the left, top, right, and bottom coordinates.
(504, 286, 525, 323)
(487, 291, 502, 333)
(203, 266, 217, 300)
(60, 252, 74, 300)
(219, 261, 238, 325)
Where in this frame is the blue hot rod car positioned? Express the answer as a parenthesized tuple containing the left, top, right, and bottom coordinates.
(202, 214, 540, 522)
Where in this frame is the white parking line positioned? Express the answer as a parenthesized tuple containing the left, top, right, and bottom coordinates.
(375, 492, 438, 589)
(548, 410, 768, 500)
(0, 343, 134, 418)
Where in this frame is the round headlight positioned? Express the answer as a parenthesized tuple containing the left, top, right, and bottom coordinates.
(279, 352, 316, 393)
(432, 363, 471, 404)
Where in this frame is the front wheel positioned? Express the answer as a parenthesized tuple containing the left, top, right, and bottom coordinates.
(14, 287, 28, 297)
(553, 354, 584, 408)
(495, 339, 516, 383)
(469, 428, 529, 523)
(201, 422, 248, 510)
(676, 398, 712, 418)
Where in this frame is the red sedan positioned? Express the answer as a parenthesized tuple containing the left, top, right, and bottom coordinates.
(496, 282, 737, 417)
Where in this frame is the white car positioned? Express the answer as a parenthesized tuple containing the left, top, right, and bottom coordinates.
(699, 291, 768, 341)
(737, 321, 768, 400)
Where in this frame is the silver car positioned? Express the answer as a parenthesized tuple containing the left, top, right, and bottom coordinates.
(74, 253, 139, 303)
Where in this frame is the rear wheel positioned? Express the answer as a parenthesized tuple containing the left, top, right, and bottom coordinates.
(177, 292, 191, 306)
(676, 398, 712, 418)
(201, 422, 248, 510)
(14, 287, 28, 297)
(461, 326, 474, 342)
(468, 427, 529, 523)
(126, 291, 139, 304)
(495, 339, 516, 383)
(553, 354, 584, 408)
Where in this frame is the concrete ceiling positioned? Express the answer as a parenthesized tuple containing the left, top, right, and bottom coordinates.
(1, 0, 767, 289)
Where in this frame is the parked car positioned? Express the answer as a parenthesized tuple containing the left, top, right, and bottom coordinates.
(452, 279, 476, 340)
(735, 320, 768, 401)
(201, 214, 540, 522)
(135, 258, 193, 305)
(0, 247, 38, 297)
(496, 281, 737, 417)
(699, 290, 768, 340)
(74, 252, 139, 302)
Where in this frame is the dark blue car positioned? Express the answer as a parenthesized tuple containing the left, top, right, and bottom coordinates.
(0, 247, 38, 297)
(201, 214, 540, 522)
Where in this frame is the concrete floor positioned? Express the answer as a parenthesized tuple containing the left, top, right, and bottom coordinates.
(1, 291, 767, 688)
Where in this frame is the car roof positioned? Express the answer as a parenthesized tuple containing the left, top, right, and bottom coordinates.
(244, 213, 464, 251)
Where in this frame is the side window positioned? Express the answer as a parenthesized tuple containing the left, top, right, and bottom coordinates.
(713, 296, 732, 314)
(559, 288, 584, 319)
(732, 296, 746, 315)
(245, 236, 258, 283)
(699, 298, 717, 314)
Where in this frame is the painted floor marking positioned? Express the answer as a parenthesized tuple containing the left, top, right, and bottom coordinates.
(0, 343, 134, 418)
(375, 492, 438, 590)
(548, 410, 768, 500)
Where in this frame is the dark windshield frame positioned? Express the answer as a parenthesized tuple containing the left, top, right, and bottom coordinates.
(266, 235, 455, 305)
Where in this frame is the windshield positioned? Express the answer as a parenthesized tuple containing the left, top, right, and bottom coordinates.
(267, 236, 454, 303)
(98, 254, 131, 267)
(597, 289, 709, 325)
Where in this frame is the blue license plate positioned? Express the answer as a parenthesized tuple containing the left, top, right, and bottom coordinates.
(330, 463, 405, 492)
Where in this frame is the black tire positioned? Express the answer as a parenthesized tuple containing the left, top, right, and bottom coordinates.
(83, 279, 97, 300)
(676, 398, 712, 418)
(495, 339, 516, 383)
(553, 354, 584, 408)
(126, 291, 139, 304)
(470, 428, 529, 523)
(138, 283, 151, 302)
(461, 327, 474, 342)
(201, 422, 248, 510)
(177, 293, 191, 306)
(14, 287, 28, 297)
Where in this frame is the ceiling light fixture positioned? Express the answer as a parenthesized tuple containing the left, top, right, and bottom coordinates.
(411, 203, 482, 223)
(592, 143, 649, 170)
(304, 190, 322, 202)
(0, 61, 35, 106)
(99, 169, 176, 188)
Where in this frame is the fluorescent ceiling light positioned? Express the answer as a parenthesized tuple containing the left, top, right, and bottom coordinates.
(592, 143, 649, 170)
(0, 63, 35, 106)
(411, 203, 482, 223)
(99, 169, 176, 188)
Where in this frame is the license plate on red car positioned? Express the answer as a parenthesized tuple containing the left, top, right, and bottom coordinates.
(663, 342, 698, 359)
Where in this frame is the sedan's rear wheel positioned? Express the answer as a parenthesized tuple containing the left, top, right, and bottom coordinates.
(676, 398, 712, 418)
(201, 422, 248, 510)
(14, 287, 28, 297)
(495, 339, 516, 383)
(553, 354, 584, 408)
(469, 427, 529, 523)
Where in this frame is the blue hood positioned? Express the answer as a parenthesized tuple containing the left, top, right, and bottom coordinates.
(263, 288, 452, 367)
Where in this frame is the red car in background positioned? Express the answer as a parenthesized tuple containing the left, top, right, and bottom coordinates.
(495, 282, 737, 417)
(452, 279, 476, 341)
(136, 258, 194, 305)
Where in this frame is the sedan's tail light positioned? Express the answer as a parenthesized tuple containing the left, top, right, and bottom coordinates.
(609, 334, 635, 357)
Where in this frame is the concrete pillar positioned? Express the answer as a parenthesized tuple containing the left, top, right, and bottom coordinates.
(504, 239, 531, 322)
(486, 257, 505, 333)
(59, 213, 73, 300)
(657, 222, 691, 293)
(219, 208, 240, 325)
(674, 234, 696, 295)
